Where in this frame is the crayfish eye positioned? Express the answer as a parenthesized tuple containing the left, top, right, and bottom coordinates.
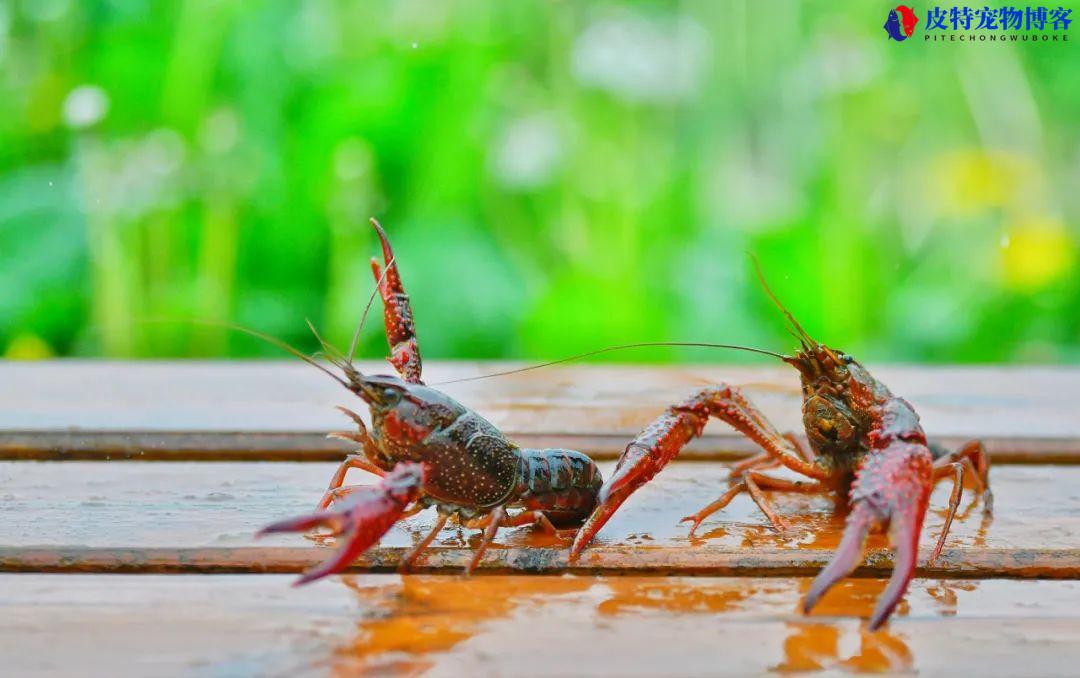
(380, 388, 402, 405)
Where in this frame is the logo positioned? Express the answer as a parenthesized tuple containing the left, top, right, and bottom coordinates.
(895, 6, 1073, 42)
(884, 5, 920, 40)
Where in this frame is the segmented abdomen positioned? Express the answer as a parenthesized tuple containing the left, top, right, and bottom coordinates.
(514, 448, 603, 525)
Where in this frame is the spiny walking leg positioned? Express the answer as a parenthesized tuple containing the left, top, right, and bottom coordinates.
(681, 472, 826, 536)
(460, 508, 557, 574)
(928, 462, 964, 565)
(317, 406, 386, 510)
(464, 507, 505, 575)
(399, 511, 449, 572)
(933, 440, 992, 514)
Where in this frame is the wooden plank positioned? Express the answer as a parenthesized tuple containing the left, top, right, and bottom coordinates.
(1, 461, 1074, 575)
(3, 574, 1080, 676)
(4, 546, 1078, 578)
(4, 430, 1077, 464)
(2, 361, 1079, 461)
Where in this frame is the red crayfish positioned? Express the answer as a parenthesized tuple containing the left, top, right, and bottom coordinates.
(259, 220, 602, 583)
(569, 262, 993, 629)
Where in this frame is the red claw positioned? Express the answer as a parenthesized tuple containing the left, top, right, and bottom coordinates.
(258, 462, 425, 585)
(370, 219, 422, 383)
(570, 411, 701, 561)
(803, 441, 933, 630)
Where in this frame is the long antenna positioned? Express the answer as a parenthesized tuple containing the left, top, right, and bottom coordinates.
(750, 254, 815, 347)
(431, 341, 787, 386)
(346, 249, 396, 364)
(191, 320, 349, 388)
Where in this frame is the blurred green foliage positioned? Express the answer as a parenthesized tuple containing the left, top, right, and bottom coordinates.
(1, 0, 1078, 363)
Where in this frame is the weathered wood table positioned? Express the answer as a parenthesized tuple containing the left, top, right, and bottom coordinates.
(3, 361, 1079, 676)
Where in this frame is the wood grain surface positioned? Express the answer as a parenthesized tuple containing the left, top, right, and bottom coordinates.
(0, 461, 1070, 576)
(3, 362, 1080, 675)
(2, 361, 1079, 461)
(4, 574, 1080, 676)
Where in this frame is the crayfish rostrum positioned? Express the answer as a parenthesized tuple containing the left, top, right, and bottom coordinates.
(569, 262, 993, 629)
(259, 220, 602, 582)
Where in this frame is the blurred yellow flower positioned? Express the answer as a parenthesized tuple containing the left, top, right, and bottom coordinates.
(4, 334, 55, 360)
(931, 150, 1039, 217)
(1000, 217, 1075, 291)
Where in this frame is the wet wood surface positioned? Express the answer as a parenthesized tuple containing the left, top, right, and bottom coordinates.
(4, 362, 1080, 675)
(0, 461, 1072, 576)
(4, 574, 1080, 676)
(3, 361, 1080, 460)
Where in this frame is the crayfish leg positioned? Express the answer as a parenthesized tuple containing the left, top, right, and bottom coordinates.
(316, 453, 386, 510)
(465, 507, 506, 575)
(933, 440, 993, 515)
(400, 511, 449, 573)
(928, 463, 964, 565)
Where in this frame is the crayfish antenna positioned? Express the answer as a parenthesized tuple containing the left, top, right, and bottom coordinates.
(257, 463, 425, 586)
(750, 254, 818, 348)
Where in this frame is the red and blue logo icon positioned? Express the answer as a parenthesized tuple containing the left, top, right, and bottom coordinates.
(884, 5, 920, 40)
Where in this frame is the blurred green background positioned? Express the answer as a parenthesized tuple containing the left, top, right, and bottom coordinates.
(1, 1, 1078, 364)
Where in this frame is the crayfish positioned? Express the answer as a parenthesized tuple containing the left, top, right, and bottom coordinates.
(568, 262, 993, 629)
(258, 220, 602, 584)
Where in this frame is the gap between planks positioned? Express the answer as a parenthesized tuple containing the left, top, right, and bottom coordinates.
(2, 431, 1078, 463)
(3, 546, 1080, 578)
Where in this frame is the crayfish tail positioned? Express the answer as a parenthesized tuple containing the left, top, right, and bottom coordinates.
(803, 507, 873, 615)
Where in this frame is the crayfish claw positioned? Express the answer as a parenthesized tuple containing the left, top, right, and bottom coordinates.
(868, 518, 921, 631)
(803, 508, 874, 617)
(806, 442, 934, 630)
(258, 462, 426, 586)
(257, 510, 342, 538)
